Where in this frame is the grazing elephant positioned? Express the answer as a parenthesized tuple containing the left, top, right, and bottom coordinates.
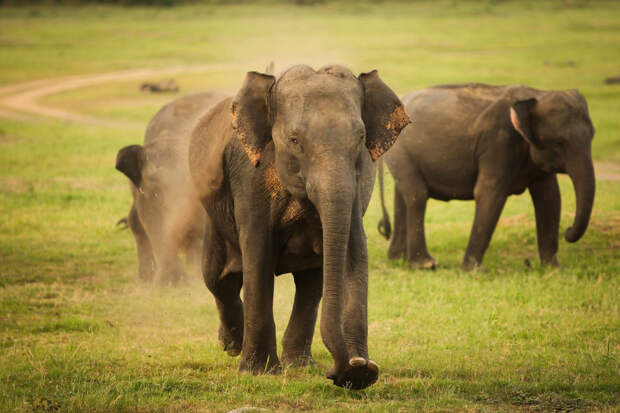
(188, 65, 409, 389)
(116, 91, 225, 284)
(378, 83, 595, 271)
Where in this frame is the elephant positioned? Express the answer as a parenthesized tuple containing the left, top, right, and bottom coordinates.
(377, 83, 595, 271)
(188, 65, 410, 389)
(116, 91, 225, 285)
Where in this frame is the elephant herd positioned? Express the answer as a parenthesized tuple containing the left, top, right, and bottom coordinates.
(115, 64, 595, 390)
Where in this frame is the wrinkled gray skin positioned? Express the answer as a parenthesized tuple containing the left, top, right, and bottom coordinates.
(188, 65, 409, 389)
(116, 91, 225, 285)
(378, 83, 595, 271)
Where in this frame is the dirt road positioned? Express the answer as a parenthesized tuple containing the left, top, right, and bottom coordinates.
(0, 64, 231, 128)
(0, 66, 618, 181)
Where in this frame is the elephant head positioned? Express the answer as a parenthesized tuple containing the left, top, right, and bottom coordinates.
(231, 65, 409, 381)
(510, 89, 595, 242)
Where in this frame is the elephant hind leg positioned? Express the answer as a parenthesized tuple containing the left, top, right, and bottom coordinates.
(128, 204, 155, 281)
(281, 268, 322, 366)
(399, 173, 436, 269)
(387, 185, 406, 260)
(203, 218, 243, 356)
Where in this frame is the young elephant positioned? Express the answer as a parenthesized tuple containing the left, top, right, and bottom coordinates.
(378, 83, 595, 271)
(116, 91, 225, 285)
(188, 65, 409, 389)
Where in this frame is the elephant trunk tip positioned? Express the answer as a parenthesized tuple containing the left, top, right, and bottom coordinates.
(564, 226, 585, 243)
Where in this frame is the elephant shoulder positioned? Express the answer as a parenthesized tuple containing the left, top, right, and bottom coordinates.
(189, 96, 234, 199)
(472, 98, 514, 135)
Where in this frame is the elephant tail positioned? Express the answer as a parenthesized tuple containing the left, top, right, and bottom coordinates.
(377, 159, 391, 239)
(116, 217, 128, 230)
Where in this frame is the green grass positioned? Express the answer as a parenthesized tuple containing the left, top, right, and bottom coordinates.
(1, 1, 619, 411)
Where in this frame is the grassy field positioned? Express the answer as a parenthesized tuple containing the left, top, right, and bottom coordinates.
(1, 1, 619, 411)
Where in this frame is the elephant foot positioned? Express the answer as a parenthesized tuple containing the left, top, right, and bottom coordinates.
(327, 357, 379, 390)
(410, 257, 437, 270)
(540, 256, 559, 267)
(218, 324, 243, 357)
(239, 351, 281, 375)
(461, 256, 484, 272)
(387, 248, 405, 261)
(154, 268, 187, 287)
(137, 260, 155, 282)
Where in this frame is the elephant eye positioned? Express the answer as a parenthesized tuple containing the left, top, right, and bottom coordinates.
(289, 137, 299, 145)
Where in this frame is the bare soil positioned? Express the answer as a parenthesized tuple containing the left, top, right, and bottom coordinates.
(0, 65, 618, 181)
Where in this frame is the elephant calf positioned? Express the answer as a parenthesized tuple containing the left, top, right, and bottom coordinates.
(378, 83, 595, 270)
(189, 65, 409, 389)
(116, 91, 224, 284)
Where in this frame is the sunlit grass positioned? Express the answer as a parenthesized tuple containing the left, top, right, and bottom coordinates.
(0, 1, 619, 412)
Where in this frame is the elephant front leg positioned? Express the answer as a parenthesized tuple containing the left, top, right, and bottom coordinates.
(238, 227, 280, 374)
(281, 268, 322, 366)
(529, 174, 560, 266)
(128, 205, 155, 282)
(203, 218, 243, 357)
(462, 181, 508, 271)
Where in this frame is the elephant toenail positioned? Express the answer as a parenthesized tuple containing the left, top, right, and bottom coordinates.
(367, 359, 379, 373)
(349, 357, 367, 367)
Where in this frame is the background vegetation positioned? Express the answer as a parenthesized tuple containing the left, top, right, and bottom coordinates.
(0, 1, 618, 411)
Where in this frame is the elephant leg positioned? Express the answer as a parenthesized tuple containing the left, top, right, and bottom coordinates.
(203, 218, 244, 357)
(529, 174, 560, 266)
(281, 268, 322, 366)
(183, 229, 204, 280)
(128, 204, 155, 282)
(153, 241, 187, 287)
(462, 180, 508, 271)
(400, 175, 436, 269)
(326, 196, 378, 390)
(237, 223, 279, 374)
(151, 213, 189, 286)
(387, 186, 406, 260)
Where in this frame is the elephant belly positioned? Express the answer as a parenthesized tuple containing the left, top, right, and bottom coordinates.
(427, 180, 475, 201)
(418, 162, 476, 201)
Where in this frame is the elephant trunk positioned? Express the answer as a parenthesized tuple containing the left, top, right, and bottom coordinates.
(309, 167, 355, 370)
(564, 153, 595, 242)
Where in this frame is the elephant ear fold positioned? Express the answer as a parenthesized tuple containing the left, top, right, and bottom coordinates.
(359, 70, 411, 161)
(510, 98, 539, 146)
(231, 71, 276, 167)
(116, 145, 146, 188)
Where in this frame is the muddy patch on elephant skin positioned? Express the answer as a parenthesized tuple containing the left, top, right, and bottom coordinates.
(262, 163, 286, 200)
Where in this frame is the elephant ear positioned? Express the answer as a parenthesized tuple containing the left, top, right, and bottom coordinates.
(116, 145, 146, 188)
(510, 98, 539, 146)
(359, 70, 411, 161)
(231, 71, 276, 167)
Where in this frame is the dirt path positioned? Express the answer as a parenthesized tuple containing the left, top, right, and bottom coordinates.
(0, 65, 618, 181)
(595, 161, 620, 181)
(0, 64, 232, 128)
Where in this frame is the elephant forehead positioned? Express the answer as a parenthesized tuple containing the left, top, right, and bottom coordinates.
(276, 71, 362, 106)
(537, 95, 588, 132)
(275, 84, 363, 127)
